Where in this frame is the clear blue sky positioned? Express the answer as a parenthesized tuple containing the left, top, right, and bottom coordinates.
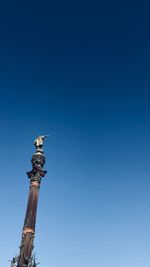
(1, 1, 150, 267)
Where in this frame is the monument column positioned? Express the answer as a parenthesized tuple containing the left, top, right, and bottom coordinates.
(11, 136, 48, 267)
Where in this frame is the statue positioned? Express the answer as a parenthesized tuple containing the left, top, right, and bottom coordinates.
(9, 256, 18, 267)
(27, 254, 39, 267)
(34, 135, 49, 149)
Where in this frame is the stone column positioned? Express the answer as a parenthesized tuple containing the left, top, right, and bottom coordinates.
(16, 136, 48, 267)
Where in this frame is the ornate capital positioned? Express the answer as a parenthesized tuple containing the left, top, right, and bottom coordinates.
(27, 154, 47, 183)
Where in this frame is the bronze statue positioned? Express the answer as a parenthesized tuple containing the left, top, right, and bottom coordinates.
(34, 135, 49, 149)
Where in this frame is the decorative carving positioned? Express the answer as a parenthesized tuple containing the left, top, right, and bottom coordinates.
(9, 256, 19, 267)
(27, 254, 39, 267)
(27, 154, 47, 184)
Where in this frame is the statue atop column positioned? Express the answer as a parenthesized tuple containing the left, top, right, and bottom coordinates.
(10, 136, 48, 267)
(34, 135, 49, 154)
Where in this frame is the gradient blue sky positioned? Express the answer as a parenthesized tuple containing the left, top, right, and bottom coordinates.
(1, 1, 150, 267)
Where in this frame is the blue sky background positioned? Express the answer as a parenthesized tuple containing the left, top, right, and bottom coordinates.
(1, 1, 150, 267)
